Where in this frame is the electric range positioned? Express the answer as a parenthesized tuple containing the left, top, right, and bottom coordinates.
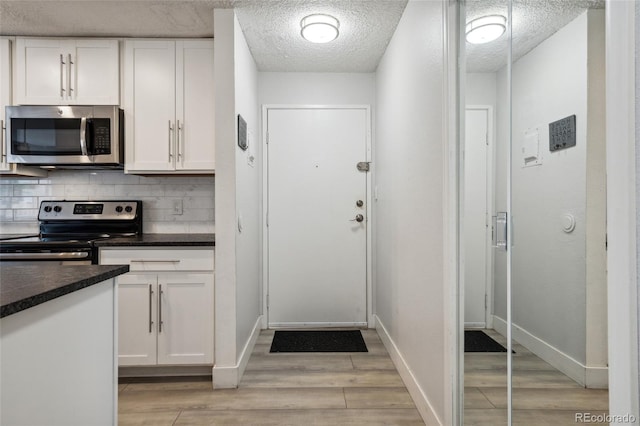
(0, 200, 142, 264)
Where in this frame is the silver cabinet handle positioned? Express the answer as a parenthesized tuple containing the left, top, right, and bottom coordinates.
(79, 117, 88, 156)
(1, 119, 5, 162)
(158, 284, 163, 333)
(168, 121, 174, 160)
(177, 120, 183, 162)
(68, 53, 74, 98)
(148, 284, 154, 333)
(59, 54, 66, 99)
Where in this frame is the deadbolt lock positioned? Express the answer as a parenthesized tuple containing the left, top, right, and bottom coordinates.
(356, 200, 364, 207)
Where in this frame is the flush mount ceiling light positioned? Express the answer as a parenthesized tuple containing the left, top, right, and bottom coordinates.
(300, 14, 340, 43)
(465, 15, 507, 44)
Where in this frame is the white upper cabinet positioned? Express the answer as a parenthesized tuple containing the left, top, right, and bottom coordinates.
(14, 38, 119, 105)
(0, 37, 46, 177)
(123, 39, 215, 174)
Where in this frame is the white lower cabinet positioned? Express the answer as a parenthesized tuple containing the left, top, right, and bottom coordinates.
(101, 248, 214, 367)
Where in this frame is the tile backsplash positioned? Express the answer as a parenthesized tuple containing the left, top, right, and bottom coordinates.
(0, 171, 215, 234)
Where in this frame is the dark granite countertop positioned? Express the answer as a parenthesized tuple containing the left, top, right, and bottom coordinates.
(0, 264, 129, 318)
(95, 233, 215, 247)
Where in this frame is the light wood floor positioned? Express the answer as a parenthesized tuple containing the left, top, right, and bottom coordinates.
(464, 329, 609, 426)
(118, 329, 426, 425)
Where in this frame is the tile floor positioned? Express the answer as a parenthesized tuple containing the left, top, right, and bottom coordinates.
(118, 329, 425, 425)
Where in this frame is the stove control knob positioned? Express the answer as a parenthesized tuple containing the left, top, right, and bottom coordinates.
(53, 206, 62, 213)
(115, 206, 123, 213)
(44, 206, 52, 213)
(125, 206, 133, 213)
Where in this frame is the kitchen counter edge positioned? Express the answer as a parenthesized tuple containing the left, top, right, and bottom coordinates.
(0, 264, 129, 318)
(95, 233, 215, 247)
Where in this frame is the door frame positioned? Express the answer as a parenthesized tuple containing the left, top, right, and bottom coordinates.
(261, 104, 374, 329)
(464, 105, 495, 329)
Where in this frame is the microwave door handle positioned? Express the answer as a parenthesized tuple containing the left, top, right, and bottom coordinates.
(79, 117, 88, 156)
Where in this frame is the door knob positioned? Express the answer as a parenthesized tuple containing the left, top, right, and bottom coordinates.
(350, 214, 364, 223)
(356, 200, 364, 207)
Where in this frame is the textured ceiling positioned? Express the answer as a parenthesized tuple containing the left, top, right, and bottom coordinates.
(0, 1, 232, 38)
(0, 0, 407, 72)
(234, 0, 407, 72)
(0, 0, 605, 73)
(466, 0, 605, 72)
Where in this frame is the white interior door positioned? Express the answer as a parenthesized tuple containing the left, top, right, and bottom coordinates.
(464, 107, 490, 327)
(267, 107, 369, 327)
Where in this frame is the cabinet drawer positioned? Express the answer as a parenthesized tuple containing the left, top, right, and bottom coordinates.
(100, 248, 214, 271)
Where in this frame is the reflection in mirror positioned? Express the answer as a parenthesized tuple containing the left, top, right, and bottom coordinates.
(509, 0, 609, 424)
(462, 0, 610, 424)
(462, 0, 510, 424)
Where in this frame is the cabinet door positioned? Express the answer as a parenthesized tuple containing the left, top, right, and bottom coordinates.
(175, 40, 215, 171)
(15, 38, 67, 104)
(124, 40, 176, 172)
(72, 40, 119, 104)
(117, 273, 158, 366)
(157, 273, 214, 365)
(1, 38, 11, 171)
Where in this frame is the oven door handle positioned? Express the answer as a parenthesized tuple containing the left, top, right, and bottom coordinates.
(80, 117, 88, 156)
(0, 252, 90, 260)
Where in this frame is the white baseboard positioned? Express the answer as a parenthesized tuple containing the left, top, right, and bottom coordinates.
(492, 315, 608, 388)
(464, 322, 486, 329)
(268, 322, 368, 328)
(375, 315, 442, 426)
(212, 315, 263, 389)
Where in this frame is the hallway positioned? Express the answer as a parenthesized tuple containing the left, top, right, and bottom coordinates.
(119, 329, 425, 425)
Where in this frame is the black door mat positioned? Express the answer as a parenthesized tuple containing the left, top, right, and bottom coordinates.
(465, 330, 513, 353)
(270, 330, 368, 353)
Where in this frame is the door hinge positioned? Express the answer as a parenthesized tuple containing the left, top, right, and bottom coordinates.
(357, 161, 370, 172)
(266, 131, 269, 144)
(485, 294, 488, 310)
(266, 211, 269, 227)
(266, 294, 269, 309)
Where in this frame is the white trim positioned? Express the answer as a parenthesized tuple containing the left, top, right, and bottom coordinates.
(464, 105, 495, 330)
(464, 322, 486, 329)
(212, 315, 262, 389)
(445, 0, 462, 424)
(262, 104, 373, 329)
(269, 322, 368, 329)
(375, 315, 442, 426)
(492, 315, 608, 388)
(605, 0, 640, 421)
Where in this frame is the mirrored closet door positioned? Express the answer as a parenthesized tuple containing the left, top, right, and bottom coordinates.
(460, 1, 609, 424)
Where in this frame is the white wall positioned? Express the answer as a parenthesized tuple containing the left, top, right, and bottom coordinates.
(465, 73, 496, 108)
(0, 171, 214, 234)
(258, 72, 375, 106)
(636, 0, 640, 404)
(233, 12, 262, 365)
(212, 9, 262, 389)
(606, 0, 639, 421)
(212, 8, 239, 388)
(493, 10, 607, 386)
(374, 1, 446, 424)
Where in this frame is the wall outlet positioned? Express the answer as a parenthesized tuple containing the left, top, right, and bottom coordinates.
(172, 199, 183, 215)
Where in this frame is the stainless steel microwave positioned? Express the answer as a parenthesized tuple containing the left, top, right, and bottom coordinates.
(5, 105, 123, 167)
